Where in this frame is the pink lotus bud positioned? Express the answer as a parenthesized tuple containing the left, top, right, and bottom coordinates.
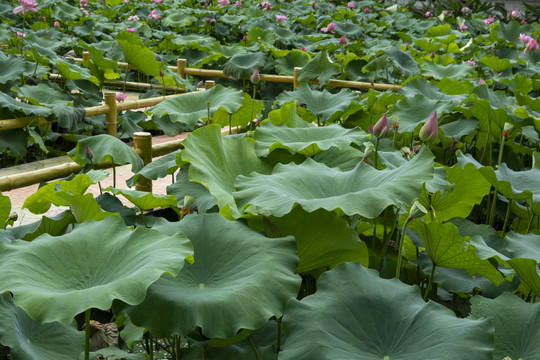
(521, 19, 527, 25)
(339, 36, 347, 46)
(243, 35, 248, 43)
(54, 21, 60, 28)
(126, 28, 135, 33)
(85, 145, 93, 160)
(419, 111, 438, 142)
(461, 7, 470, 13)
(198, 80, 204, 88)
(525, 39, 539, 54)
(373, 113, 389, 138)
(159, 69, 164, 77)
(116, 92, 127, 102)
(519, 33, 533, 43)
(478, 78, 486, 85)
(250, 67, 260, 84)
(459, 24, 468, 32)
(312, 2, 317, 8)
(430, 51, 435, 59)
(347, 2, 355, 9)
(204, 17, 213, 24)
(364, 7, 369, 13)
(425, 11, 432, 17)
(301, 46, 307, 51)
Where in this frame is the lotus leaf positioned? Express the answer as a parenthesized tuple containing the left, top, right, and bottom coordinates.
(0, 56, 26, 84)
(253, 123, 369, 157)
(107, 187, 178, 211)
(280, 262, 494, 359)
(296, 50, 339, 86)
(166, 165, 218, 213)
(471, 292, 540, 360)
(506, 232, 540, 297)
(0, 216, 193, 323)
(0, 292, 84, 360)
(120, 213, 301, 338)
(222, 52, 268, 79)
(213, 93, 263, 129)
(149, 85, 244, 127)
(234, 146, 434, 218)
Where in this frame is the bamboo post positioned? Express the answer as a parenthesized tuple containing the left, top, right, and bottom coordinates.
(293, 67, 301, 89)
(205, 80, 215, 89)
(1, 45, 8, 51)
(82, 51, 90, 61)
(133, 132, 152, 192)
(177, 59, 187, 79)
(104, 92, 117, 137)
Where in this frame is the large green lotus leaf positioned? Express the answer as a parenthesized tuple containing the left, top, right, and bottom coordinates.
(0, 92, 52, 117)
(55, 59, 99, 85)
(107, 187, 178, 211)
(421, 62, 474, 80)
(280, 262, 494, 360)
(53, 1, 83, 20)
(128, 150, 181, 187)
(274, 50, 310, 76)
(222, 52, 268, 79)
(414, 221, 506, 285)
(181, 125, 271, 219)
(120, 213, 301, 338)
(296, 50, 339, 86)
(0, 216, 193, 324)
(498, 21, 522, 43)
(276, 83, 357, 124)
(23, 171, 108, 214)
(480, 55, 514, 72)
(253, 123, 368, 157)
(392, 94, 453, 133)
(267, 101, 313, 128)
(56, 192, 117, 223)
(0, 292, 83, 360)
(247, 27, 276, 44)
(85, 46, 120, 80)
(7, 211, 75, 242)
(418, 162, 491, 222)
(117, 40, 162, 77)
(399, 78, 468, 104)
(166, 165, 218, 213)
(506, 232, 540, 297)
(386, 45, 420, 77)
(0, 56, 26, 84)
(267, 206, 368, 273)
(235, 146, 434, 218)
(68, 134, 144, 172)
(149, 85, 244, 127)
(470, 292, 540, 360)
(213, 93, 263, 129)
(162, 12, 198, 28)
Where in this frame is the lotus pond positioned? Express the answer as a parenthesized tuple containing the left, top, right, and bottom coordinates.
(1, 0, 540, 359)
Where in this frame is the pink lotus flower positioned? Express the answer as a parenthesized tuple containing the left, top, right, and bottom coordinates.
(17, 31, 26, 37)
(321, 22, 336, 33)
(53, 20, 60, 28)
(468, 60, 476, 66)
(80, 0, 87, 6)
(128, 15, 139, 21)
(126, 28, 135, 32)
(347, 2, 354, 9)
(218, 0, 230, 5)
(461, 7, 470, 13)
(236, 1, 241, 7)
(13, 0, 39, 15)
(148, 9, 161, 19)
(525, 39, 539, 54)
(204, 17, 213, 24)
(507, 10, 519, 20)
(116, 92, 127, 102)
(521, 19, 527, 25)
(444, 10, 452, 17)
(364, 7, 369, 13)
(312, 2, 317, 8)
(425, 11, 432, 17)
(152, 0, 164, 2)
(478, 78, 486, 85)
(373, 113, 389, 138)
(419, 111, 438, 142)
(256, 1, 270, 10)
(339, 36, 347, 46)
(482, 16, 494, 25)
(276, 14, 286, 23)
(459, 24, 468, 32)
(242, 35, 248, 42)
(301, 46, 307, 51)
(519, 33, 533, 43)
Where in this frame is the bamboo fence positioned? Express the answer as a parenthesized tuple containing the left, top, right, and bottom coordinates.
(0, 50, 401, 192)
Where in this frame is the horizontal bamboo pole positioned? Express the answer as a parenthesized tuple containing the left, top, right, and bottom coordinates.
(0, 116, 49, 131)
(103, 80, 187, 93)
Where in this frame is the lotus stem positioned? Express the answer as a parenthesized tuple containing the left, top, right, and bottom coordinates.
(84, 309, 91, 360)
(203, 345, 208, 360)
(374, 137, 380, 169)
(112, 164, 116, 188)
(395, 218, 411, 279)
(489, 189, 498, 226)
(276, 317, 282, 352)
(248, 336, 260, 360)
(149, 333, 154, 360)
(423, 263, 436, 301)
(175, 335, 180, 360)
(497, 136, 506, 167)
(250, 86, 257, 131)
(501, 199, 512, 238)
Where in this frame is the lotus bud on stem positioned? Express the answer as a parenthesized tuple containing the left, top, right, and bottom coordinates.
(249, 67, 260, 131)
(395, 201, 427, 279)
(372, 113, 389, 168)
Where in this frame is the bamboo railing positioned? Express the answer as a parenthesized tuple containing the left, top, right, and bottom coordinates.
(0, 50, 401, 192)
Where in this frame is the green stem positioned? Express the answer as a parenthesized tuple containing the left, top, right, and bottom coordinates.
(276, 317, 282, 352)
(423, 263, 436, 301)
(374, 137, 380, 169)
(248, 336, 260, 360)
(149, 333, 154, 360)
(250, 85, 257, 131)
(485, 187, 492, 225)
(501, 199, 512, 238)
(84, 309, 91, 360)
(489, 189, 498, 226)
(229, 114, 232, 135)
(175, 335, 180, 360)
(203, 345, 208, 360)
(140, 207, 147, 227)
(497, 136, 505, 167)
(395, 218, 411, 279)
(113, 164, 116, 188)
(480, 119, 491, 165)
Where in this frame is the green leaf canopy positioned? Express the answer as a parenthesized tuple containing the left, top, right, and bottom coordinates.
(0, 216, 193, 323)
(470, 293, 540, 360)
(234, 146, 434, 218)
(149, 85, 244, 127)
(296, 50, 339, 86)
(0, 292, 84, 360)
(280, 263, 494, 360)
(253, 124, 369, 157)
(120, 213, 301, 339)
